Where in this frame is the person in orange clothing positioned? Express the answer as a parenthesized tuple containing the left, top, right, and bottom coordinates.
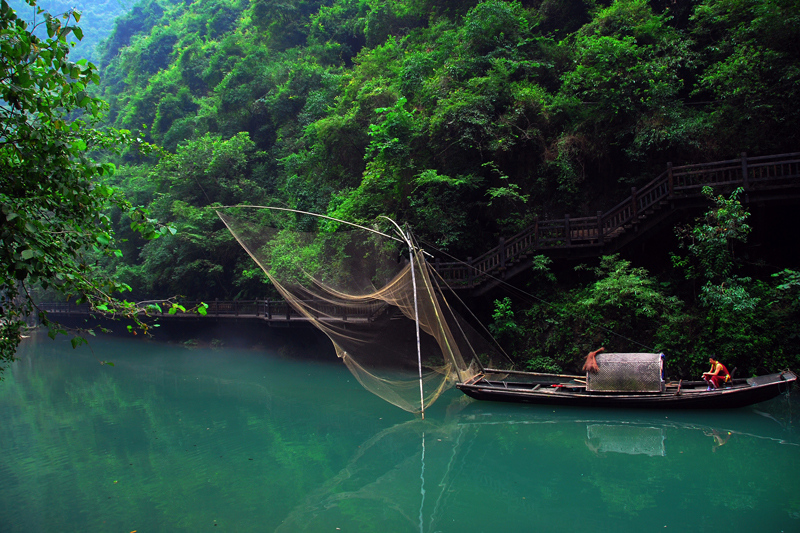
(702, 357, 731, 390)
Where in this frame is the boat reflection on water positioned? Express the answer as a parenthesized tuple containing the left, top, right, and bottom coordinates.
(276, 392, 799, 533)
(454, 392, 797, 447)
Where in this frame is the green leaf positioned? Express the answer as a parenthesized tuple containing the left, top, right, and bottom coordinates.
(70, 336, 86, 349)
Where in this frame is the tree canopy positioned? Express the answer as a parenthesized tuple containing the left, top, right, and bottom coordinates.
(0, 0, 167, 371)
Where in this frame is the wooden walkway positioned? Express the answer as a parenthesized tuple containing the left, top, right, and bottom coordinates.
(435, 152, 800, 293)
(38, 299, 377, 325)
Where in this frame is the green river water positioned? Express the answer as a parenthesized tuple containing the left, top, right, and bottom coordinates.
(1, 331, 798, 532)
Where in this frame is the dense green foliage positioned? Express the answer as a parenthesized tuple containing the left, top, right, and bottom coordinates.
(94, 0, 800, 245)
(3, 0, 799, 377)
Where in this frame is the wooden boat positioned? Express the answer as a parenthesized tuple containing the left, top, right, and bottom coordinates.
(457, 368, 797, 409)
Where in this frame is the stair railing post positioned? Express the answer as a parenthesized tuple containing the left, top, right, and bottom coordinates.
(631, 187, 638, 219)
(741, 152, 750, 191)
(467, 257, 474, 288)
(499, 237, 506, 271)
(533, 216, 539, 248)
(564, 214, 571, 246)
(667, 162, 674, 197)
(597, 211, 604, 245)
(266, 298, 271, 320)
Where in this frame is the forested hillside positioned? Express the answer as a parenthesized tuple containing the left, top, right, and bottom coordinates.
(84, 0, 800, 376)
(5, 0, 797, 376)
(93, 0, 798, 286)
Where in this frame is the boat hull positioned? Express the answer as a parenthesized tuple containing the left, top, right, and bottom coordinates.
(456, 371, 797, 409)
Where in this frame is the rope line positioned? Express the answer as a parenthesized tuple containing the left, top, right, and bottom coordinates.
(419, 238, 656, 353)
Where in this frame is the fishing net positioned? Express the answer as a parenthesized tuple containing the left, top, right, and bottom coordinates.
(217, 207, 501, 414)
(586, 352, 665, 392)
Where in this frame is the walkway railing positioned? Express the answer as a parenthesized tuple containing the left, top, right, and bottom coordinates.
(435, 152, 800, 289)
(38, 299, 381, 323)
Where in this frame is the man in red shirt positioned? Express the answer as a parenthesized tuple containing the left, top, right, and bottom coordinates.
(702, 358, 731, 390)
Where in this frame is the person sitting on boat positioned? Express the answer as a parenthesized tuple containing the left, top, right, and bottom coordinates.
(702, 358, 731, 390)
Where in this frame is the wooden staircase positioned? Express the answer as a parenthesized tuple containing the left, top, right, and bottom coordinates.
(434, 152, 800, 293)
